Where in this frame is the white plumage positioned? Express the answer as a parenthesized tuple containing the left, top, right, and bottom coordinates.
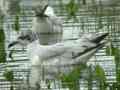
(27, 33, 108, 88)
(8, 32, 108, 89)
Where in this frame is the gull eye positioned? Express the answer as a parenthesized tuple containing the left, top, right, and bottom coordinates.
(82, 45, 89, 49)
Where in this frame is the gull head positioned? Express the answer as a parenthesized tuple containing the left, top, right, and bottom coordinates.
(8, 30, 35, 48)
(32, 0, 49, 17)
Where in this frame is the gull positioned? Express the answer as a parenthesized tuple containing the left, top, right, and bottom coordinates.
(8, 30, 37, 48)
(8, 32, 108, 89)
(26, 33, 108, 89)
(8, 32, 108, 88)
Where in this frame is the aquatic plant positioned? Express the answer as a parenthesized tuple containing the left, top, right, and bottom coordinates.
(3, 69, 14, 90)
(0, 16, 6, 63)
(65, 0, 79, 21)
(60, 64, 86, 90)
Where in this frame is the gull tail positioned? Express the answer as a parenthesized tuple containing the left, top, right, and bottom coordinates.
(8, 41, 19, 48)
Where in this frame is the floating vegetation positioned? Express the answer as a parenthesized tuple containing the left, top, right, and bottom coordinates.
(94, 65, 106, 82)
(65, 0, 79, 21)
(60, 64, 86, 90)
(94, 65, 106, 90)
(3, 69, 14, 90)
(106, 45, 120, 84)
(13, 15, 20, 33)
(0, 17, 6, 63)
(3, 69, 14, 82)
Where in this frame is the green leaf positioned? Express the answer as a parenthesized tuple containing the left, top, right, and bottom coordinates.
(94, 65, 106, 82)
(97, 18, 103, 29)
(0, 28, 6, 63)
(82, 0, 86, 5)
(106, 44, 120, 84)
(13, 15, 20, 32)
(60, 64, 86, 90)
(106, 45, 120, 63)
(65, 0, 79, 21)
(10, 85, 14, 90)
(9, 0, 21, 15)
(3, 69, 14, 82)
(94, 65, 107, 90)
(106, 46, 111, 56)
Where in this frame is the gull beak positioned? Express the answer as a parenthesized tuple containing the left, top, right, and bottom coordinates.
(42, 5, 48, 15)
